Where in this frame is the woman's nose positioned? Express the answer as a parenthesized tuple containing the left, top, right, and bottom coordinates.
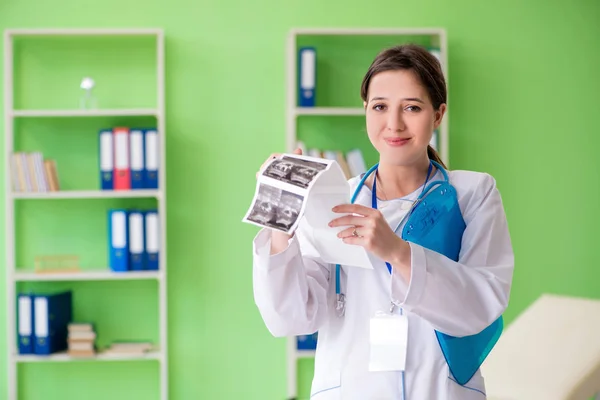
(387, 111, 406, 132)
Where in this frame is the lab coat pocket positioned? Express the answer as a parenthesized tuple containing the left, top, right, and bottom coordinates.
(446, 374, 486, 399)
(310, 370, 341, 399)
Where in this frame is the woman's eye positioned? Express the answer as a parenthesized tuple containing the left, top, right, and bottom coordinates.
(405, 105, 421, 112)
(373, 104, 386, 111)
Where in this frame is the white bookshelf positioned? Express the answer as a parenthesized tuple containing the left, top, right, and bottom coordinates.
(3, 28, 168, 400)
(285, 27, 449, 399)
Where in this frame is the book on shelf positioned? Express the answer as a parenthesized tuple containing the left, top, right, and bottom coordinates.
(10, 152, 60, 193)
(67, 322, 97, 358)
(103, 341, 154, 356)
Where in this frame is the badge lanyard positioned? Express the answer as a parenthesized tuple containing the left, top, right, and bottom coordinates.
(372, 161, 433, 276)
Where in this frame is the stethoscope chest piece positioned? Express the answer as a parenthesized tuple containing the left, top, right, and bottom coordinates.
(336, 293, 346, 317)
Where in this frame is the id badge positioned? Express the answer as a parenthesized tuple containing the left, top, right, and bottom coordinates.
(369, 311, 408, 372)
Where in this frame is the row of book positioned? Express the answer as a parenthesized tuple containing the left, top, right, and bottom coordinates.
(9, 126, 161, 193)
(10, 152, 60, 192)
(296, 130, 439, 179)
(68, 322, 152, 358)
(297, 46, 441, 107)
(17, 291, 154, 356)
(100, 127, 159, 190)
(296, 143, 367, 179)
(109, 208, 160, 272)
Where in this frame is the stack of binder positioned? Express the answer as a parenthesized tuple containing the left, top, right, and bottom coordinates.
(17, 291, 73, 355)
(108, 208, 160, 272)
(99, 127, 159, 190)
(67, 322, 96, 357)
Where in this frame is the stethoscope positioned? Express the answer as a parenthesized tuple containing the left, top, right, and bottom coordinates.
(334, 159, 452, 316)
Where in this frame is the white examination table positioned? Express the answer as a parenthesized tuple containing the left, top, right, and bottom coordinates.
(482, 294, 600, 400)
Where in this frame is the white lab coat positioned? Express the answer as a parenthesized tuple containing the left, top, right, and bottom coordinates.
(252, 169, 514, 400)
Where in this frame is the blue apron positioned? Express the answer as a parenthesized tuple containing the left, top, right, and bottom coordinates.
(334, 160, 503, 386)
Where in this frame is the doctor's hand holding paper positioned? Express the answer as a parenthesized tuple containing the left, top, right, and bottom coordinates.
(251, 43, 514, 400)
(329, 203, 412, 281)
(255, 147, 303, 254)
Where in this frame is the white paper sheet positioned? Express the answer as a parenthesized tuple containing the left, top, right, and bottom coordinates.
(243, 153, 372, 269)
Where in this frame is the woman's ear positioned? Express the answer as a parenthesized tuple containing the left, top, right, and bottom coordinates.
(433, 104, 447, 129)
(363, 100, 367, 109)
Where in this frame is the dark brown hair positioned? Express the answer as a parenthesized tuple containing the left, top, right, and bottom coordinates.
(360, 44, 447, 169)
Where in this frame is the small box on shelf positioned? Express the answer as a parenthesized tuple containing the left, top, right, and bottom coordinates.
(34, 254, 80, 274)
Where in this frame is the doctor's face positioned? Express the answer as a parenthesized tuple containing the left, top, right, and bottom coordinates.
(364, 69, 445, 167)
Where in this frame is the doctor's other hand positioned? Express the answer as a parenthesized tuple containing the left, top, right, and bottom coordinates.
(259, 147, 303, 255)
(329, 204, 412, 271)
(256, 147, 303, 179)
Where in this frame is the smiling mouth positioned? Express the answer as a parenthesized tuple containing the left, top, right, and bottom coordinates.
(384, 137, 411, 147)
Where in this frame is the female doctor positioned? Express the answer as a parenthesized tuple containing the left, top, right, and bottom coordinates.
(252, 44, 514, 399)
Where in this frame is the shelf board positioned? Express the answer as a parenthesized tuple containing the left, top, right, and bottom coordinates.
(290, 27, 445, 36)
(15, 350, 162, 363)
(6, 28, 163, 37)
(14, 269, 162, 282)
(11, 189, 160, 200)
(294, 107, 364, 116)
(10, 108, 159, 118)
(296, 349, 316, 358)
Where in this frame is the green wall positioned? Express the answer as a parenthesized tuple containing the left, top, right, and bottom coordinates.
(0, 0, 599, 399)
